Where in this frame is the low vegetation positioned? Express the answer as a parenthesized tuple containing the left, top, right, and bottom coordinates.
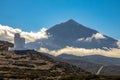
(0, 40, 13, 51)
(0, 40, 120, 80)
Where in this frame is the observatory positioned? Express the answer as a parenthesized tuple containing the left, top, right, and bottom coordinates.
(9, 33, 26, 50)
(14, 33, 25, 50)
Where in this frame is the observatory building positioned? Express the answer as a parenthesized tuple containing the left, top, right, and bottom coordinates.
(9, 33, 26, 50)
(14, 33, 25, 50)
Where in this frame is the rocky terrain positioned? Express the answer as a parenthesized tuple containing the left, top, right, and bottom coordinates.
(0, 50, 88, 80)
(0, 41, 86, 79)
(0, 40, 120, 80)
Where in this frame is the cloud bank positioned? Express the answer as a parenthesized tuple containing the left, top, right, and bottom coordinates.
(39, 46, 120, 58)
(1, 24, 120, 59)
(0, 24, 48, 43)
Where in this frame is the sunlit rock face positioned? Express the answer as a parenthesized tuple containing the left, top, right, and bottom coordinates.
(9, 33, 26, 50)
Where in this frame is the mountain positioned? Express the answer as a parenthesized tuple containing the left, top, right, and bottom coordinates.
(55, 54, 101, 74)
(56, 54, 120, 66)
(25, 19, 120, 72)
(55, 54, 120, 75)
(26, 19, 118, 50)
(46, 19, 118, 49)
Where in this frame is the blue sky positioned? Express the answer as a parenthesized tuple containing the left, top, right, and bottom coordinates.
(0, 0, 120, 40)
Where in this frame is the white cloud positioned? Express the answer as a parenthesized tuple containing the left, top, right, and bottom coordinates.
(0, 24, 48, 43)
(77, 33, 106, 42)
(92, 33, 106, 39)
(117, 41, 120, 48)
(39, 46, 120, 58)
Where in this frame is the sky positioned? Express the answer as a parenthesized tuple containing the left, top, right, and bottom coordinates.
(0, 0, 120, 40)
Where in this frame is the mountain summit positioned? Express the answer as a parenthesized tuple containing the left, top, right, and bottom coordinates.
(27, 19, 118, 50)
(64, 19, 79, 24)
(46, 19, 118, 49)
(47, 19, 98, 39)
